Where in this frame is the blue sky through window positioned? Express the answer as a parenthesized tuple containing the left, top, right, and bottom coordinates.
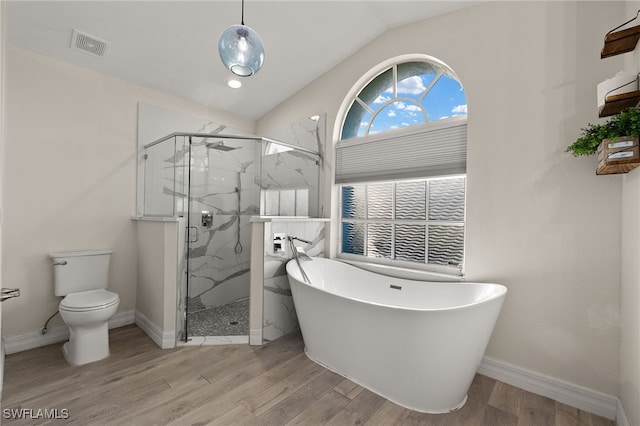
(353, 68, 467, 137)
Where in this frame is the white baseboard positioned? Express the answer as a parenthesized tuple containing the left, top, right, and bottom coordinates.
(478, 356, 618, 421)
(110, 310, 135, 328)
(617, 399, 630, 426)
(3, 310, 135, 355)
(134, 311, 175, 349)
(249, 328, 263, 346)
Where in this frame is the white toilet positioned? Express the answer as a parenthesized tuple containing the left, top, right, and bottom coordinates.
(49, 249, 120, 366)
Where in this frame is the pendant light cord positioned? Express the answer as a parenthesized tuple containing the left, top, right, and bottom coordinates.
(241, 0, 245, 25)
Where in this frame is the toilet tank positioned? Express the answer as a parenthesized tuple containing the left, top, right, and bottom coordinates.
(49, 249, 113, 296)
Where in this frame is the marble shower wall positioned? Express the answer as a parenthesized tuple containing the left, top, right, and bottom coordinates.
(141, 110, 326, 221)
(186, 138, 261, 311)
(140, 111, 261, 314)
(142, 135, 260, 314)
(138, 103, 249, 217)
(260, 114, 326, 217)
(263, 221, 326, 341)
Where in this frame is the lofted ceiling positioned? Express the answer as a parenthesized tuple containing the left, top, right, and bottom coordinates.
(7, 1, 480, 121)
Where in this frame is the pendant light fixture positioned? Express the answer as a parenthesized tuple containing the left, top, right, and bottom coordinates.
(218, 0, 265, 77)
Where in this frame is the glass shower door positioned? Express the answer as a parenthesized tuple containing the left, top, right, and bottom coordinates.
(184, 136, 208, 339)
(172, 135, 190, 343)
(183, 136, 258, 342)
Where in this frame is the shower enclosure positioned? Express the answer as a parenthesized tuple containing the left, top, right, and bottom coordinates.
(142, 132, 321, 343)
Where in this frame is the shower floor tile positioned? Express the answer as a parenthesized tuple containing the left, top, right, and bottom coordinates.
(187, 297, 249, 337)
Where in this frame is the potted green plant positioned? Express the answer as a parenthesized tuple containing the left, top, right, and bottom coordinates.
(566, 106, 640, 174)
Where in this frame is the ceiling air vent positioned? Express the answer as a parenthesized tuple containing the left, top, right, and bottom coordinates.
(70, 30, 110, 58)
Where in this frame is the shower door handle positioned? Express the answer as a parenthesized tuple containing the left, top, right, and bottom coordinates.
(187, 226, 199, 243)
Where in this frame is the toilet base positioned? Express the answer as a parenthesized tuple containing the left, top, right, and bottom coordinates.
(62, 322, 111, 366)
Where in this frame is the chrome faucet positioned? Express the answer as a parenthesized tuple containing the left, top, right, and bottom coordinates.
(287, 235, 312, 283)
(287, 236, 312, 261)
(288, 236, 312, 244)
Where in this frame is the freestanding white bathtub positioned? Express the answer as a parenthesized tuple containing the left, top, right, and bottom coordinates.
(286, 257, 507, 414)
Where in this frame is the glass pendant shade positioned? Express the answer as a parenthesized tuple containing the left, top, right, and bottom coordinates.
(218, 24, 265, 77)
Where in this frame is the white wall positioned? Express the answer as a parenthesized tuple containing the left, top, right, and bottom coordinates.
(257, 1, 625, 396)
(0, 0, 7, 401)
(621, 162, 640, 426)
(2, 47, 255, 338)
(621, 2, 640, 424)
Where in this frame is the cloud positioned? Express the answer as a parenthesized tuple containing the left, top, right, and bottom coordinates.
(393, 102, 421, 113)
(452, 104, 468, 114)
(373, 95, 391, 104)
(387, 110, 397, 117)
(360, 121, 369, 128)
(397, 76, 426, 95)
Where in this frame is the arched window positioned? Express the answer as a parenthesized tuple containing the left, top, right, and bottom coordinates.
(336, 56, 467, 274)
(341, 60, 467, 139)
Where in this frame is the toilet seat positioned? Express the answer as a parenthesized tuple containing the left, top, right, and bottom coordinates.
(60, 289, 119, 312)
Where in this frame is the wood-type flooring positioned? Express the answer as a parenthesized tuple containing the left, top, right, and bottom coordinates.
(1, 325, 614, 425)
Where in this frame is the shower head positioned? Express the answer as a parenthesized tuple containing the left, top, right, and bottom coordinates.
(206, 141, 238, 151)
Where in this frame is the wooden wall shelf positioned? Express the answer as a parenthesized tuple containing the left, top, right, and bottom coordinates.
(601, 24, 640, 58)
(597, 137, 640, 175)
(599, 90, 640, 117)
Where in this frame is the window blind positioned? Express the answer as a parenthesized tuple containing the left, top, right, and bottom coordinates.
(335, 119, 467, 184)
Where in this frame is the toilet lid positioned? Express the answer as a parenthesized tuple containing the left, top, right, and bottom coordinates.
(60, 289, 119, 312)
